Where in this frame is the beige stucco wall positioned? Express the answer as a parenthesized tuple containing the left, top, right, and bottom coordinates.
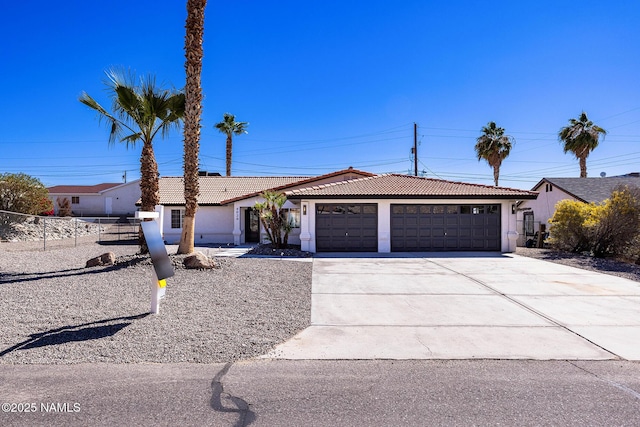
(516, 184, 575, 245)
(161, 205, 235, 244)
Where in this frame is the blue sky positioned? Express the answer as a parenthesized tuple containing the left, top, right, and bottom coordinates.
(2, 1, 639, 190)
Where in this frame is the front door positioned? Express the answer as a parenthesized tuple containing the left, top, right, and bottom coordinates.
(245, 208, 260, 243)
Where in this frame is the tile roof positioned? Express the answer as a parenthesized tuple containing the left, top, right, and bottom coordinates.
(536, 177, 640, 203)
(158, 176, 308, 205)
(47, 183, 122, 194)
(286, 174, 538, 199)
(218, 168, 375, 204)
(157, 168, 376, 205)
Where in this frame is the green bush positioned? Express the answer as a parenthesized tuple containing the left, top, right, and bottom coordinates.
(0, 173, 53, 218)
(548, 199, 595, 252)
(548, 185, 640, 257)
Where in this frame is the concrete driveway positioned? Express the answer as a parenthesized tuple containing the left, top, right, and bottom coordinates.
(265, 253, 640, 360)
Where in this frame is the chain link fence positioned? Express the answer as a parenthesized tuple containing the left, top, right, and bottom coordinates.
(0, 210, 140, 251)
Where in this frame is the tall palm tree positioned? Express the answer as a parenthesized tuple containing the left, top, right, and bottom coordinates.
(215, 113, 248, 176)
(558, 111, 607, 178)
(79, 68, 185, 251)
(475, 121, 514, 186)
(178, 0, 207, 255)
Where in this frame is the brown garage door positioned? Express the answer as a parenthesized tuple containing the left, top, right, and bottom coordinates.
(391, 204, 500, 251)
(316, 203, 378, 252)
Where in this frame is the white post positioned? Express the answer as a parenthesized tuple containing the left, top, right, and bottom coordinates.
(150, 269, 166, 314)
(137, 211, 172, 314)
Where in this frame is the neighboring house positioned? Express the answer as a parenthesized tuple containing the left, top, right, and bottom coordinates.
(516, 175, 640, 246)
(48, 180, 141, 217)
(155, 168, 537, 253)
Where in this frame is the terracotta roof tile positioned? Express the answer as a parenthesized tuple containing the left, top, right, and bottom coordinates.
(158, 176, 307, 205)
(47, 183, 122, 194)
(218, 168, 375, 204)
(286, 174, 538, 199)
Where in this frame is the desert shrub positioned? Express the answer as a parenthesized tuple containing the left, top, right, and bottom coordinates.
(548, 185, 640, 257)
(0, 173, 53, 219)
(57, 197, 73, 217)
(622, 234, 640, 264)
(591, 186, 640, 257)
(548, 200, 595, 252)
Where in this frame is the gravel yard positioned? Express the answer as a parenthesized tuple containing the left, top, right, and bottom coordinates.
(2, 239, 638, 366)
(0, 241, 312, 364)
(516, 247, 640, 282)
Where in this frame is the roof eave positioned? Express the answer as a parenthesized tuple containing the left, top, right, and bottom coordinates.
(287, 194, 538, 200)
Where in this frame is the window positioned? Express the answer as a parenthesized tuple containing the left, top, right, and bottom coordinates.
(523, 212, 534, 236)
(283, 208, 301, 228)
(71, 196, 80, 204)
(171, 209, 184, 229)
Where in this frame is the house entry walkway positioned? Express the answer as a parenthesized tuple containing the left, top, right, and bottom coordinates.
(265, 253, 640, 360)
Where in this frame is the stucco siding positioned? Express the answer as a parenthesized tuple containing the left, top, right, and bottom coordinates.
(161, 205, 235, 244)
(102, 183, 141, 215)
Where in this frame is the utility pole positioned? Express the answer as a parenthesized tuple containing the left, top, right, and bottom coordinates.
(413, 122, 418, 176)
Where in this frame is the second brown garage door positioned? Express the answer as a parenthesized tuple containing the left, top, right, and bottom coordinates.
(391, 204, 501, 251)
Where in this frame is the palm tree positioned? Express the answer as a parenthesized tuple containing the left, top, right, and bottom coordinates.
(558, 112, 607, 178)
(215, 113, 248, 176)
(178, 0, 207, 255)
(475, 121, 514, 186)
(79, 68, 185, 251)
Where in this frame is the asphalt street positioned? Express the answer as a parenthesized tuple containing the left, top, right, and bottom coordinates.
(1, 360, 639, 426)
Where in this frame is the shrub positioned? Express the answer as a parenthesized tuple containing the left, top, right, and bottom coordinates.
(57, 197, 73, 217)
(548, 185, 640, 257)
(253, 191, 293, 249)
(548, 200, 595, 252)
(0, 173, 53, 217)
(591, 186, 640, 257)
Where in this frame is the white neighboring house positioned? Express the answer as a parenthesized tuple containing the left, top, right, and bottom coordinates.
(48, 180, 141, 217)
(155, 168, 538, 253)
(516, 175, 640, 246)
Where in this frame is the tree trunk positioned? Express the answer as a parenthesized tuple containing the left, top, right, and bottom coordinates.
(140, 140, 160, 212)
(493, 165, 500, 186)
(138, 140, 160, 254)
(579, 156, 588, 178)
(178, 215, 196, 254)
(226, 135, 232, 176)
(178, 0, 206, 254)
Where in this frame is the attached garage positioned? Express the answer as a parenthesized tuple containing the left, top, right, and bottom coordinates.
(391, 204, 500, 251)
(286, 174, 538, 253)
(315, 203, 378, 252)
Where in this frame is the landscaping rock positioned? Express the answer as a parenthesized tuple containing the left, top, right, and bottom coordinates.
(85, 252, 116, 268)
(183, 252, 217, 269)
